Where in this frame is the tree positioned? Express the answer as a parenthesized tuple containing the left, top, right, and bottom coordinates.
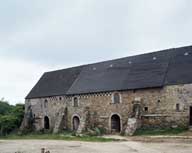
(0, 100, 12, 115)
(0, 100, 24, 136)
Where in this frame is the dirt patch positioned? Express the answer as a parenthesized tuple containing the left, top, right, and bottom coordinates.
(129, 136, 192, 143)
(179, 130, 192, 136)
(0, 140, 192, 153)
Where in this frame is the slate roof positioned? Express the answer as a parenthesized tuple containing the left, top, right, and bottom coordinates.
(26, 66, 84, 99)
(26, 45, 192, 99)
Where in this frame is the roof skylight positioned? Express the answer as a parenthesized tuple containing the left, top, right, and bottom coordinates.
(184, 52, 189, 56)
(153, 57, 157, 60)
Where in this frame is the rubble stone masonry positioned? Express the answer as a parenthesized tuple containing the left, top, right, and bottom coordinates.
(24, 83, 192, 133)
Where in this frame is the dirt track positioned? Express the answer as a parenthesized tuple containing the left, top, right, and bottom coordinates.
(0, 139, 192, 153)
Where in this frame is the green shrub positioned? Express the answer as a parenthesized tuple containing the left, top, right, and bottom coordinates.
(85, 127, 107, 136)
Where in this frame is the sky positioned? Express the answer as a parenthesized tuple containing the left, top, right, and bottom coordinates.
(0, 0, 192, 105)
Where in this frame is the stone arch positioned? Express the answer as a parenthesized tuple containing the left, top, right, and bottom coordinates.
(72, 114, 80, 131)
(44, 116, 50, 129)
(109, 113, 122, 133)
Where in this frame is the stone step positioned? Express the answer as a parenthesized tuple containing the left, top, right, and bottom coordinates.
(125, 118, 140, 136)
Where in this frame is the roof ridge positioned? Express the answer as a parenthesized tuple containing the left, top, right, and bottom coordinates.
(44, 45, 192, 74)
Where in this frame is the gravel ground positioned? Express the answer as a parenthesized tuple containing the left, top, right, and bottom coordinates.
(0, 140, 192, 153)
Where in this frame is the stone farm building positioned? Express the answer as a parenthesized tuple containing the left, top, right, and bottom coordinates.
(23, 45, 192, 135)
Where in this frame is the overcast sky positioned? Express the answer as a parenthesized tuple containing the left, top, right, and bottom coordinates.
(0, 0, 192, 104)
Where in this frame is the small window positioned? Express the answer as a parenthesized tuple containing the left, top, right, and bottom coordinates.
(73, 97, 79, 107)
(44, 99, 48, 108)
(184, 52, 189, 56)
(144, 107, 148, 112)
(59, 97, 62, 101)
(176, 104, 180, 111)
(113, 93, 120, 104)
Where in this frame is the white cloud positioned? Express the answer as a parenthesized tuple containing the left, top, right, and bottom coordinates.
(0, 58, 42, 104)
(1, 0, 192, 56)
(0, 57, 72, 104)
(0, 0, 192, 104)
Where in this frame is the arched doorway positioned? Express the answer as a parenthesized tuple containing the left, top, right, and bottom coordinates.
(111, 114, 121, 133)
(73, 116, 80, 131)
(44, 116, 50, 129)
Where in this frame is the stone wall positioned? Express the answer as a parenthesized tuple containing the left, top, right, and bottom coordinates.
(140, 84, 192, 128)
(24, 97, 68, 131)
(24, 83, 192, 134)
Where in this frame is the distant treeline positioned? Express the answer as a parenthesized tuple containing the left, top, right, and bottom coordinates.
(0, 99, 24, 136)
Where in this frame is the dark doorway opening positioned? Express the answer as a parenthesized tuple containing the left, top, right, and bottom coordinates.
(190, 107, 192, 126)
(111, 114, 121, 133)
(44, 116, 50, 129)
(73, 116, 80, 131)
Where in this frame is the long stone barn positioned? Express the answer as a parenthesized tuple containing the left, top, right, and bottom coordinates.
(23, 45, 192, 135)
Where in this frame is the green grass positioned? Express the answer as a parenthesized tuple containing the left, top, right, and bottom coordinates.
(134, 127, 188, 136)
(0, 133, 117, 142)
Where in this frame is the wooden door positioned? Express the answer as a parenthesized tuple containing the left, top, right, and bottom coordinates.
(111, 115, 120, 132)
(73, 116, 80, 131)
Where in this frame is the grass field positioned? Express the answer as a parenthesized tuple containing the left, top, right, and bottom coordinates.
(134, 127, 188, 136)
(0, 127, 189, 142)
(0, 133, 117, 142)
